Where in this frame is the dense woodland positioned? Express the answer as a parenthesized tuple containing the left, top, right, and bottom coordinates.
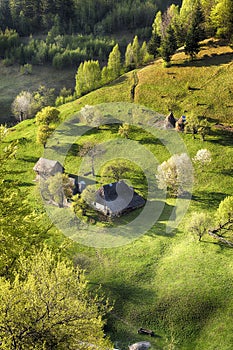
(0, 0, 181, 35)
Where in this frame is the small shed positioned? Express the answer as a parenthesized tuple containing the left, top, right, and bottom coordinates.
(164, 112, 176, 129)
(33, 158, 64, 181)
(93, 180, 145, 217)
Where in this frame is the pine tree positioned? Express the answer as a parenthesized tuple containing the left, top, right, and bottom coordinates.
(184, 2, 204, 59)
(147, 33, 161, 58)
(159, 25, 177, 66)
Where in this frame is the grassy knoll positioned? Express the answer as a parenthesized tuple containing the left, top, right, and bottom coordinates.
(3, 39, 233, 349)
(136, 39, 233, 124)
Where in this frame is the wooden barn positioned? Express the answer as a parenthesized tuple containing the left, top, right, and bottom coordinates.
(33, 158, 64, 181)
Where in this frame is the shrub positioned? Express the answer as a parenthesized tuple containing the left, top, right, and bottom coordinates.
(192, 149, 211, 166)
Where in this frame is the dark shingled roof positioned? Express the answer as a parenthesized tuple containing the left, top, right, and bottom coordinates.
(95, 180, 145, 216)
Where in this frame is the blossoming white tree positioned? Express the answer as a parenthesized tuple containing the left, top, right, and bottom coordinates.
(192, 149, 211, 166)
(156, 153, 193, 197)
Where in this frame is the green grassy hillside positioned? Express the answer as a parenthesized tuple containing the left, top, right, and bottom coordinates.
(3, 39, 233, 349)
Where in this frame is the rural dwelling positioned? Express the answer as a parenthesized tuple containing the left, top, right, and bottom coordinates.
(33, 157, 64, 181)
(93, 180, 145, 217)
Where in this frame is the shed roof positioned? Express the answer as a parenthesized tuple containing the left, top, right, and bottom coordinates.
(33, 158, 64, 174)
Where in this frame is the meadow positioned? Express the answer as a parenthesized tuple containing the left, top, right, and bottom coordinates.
(3, 39, 233, 349)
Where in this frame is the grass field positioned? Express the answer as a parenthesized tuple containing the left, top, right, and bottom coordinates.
(3, 39, 233, 349)
(0, 63, 76, 124)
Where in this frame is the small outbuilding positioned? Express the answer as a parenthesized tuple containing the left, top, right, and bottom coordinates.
(33, 157, 64, 181)
(164, 112, 176, 129)
(93, 180, 145, 217)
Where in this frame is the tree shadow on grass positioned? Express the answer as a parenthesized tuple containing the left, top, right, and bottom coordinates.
(208, 128, 233, 147)
(19, 156, 40, 163)
(173, 52, 233, 68)
(221, 168, 233, 177)
(18, 181, 35, 187)
(102, 281, 162, 349)
(192, 191, 226, 209)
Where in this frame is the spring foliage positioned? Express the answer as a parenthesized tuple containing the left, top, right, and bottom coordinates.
(0, 249, 112, 350)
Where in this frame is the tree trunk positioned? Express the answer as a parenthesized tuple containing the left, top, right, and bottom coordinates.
(208, 230, 233, 247)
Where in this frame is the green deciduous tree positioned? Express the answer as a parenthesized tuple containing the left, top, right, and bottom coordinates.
(37, 124, 54, 147)
(132, 35, 141, 67)
(187, 212, 212, 241)
(76, 60, 101, 96)
(210, 0, 233, 40)
(107, 43, 121, 80)
(0, 248, 112, 349)
(124, 42, 134, 70)
(36, 106, 60, 125)
(216, 196, 233, 226)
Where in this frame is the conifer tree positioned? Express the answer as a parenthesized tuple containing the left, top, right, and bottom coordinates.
(184, 2, 204, 59)
(159, 25, 177, 66)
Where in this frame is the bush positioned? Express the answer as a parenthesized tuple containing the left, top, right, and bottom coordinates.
(192, 149, 211, 166)
(20, 63, 32, 75)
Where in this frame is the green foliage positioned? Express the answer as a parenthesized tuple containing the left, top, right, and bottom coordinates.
(0, 248, 112, 349)
(20, 63, 32, 75)
(124, 43, 134, 70)
(118, 123, 130, 138)
(107, 44, 121, 81)
(46, 173, 74, 207)
(0, 28, 19, 59)
(36, 124, 54, 147)
(216, 196, 233, 226)
(159, 25, 177, 64)
(147, 33, 161, 58)
(187, 212, 212, 241)
(101, 161, 131, 182)
(184, 3, 204, 59)
(152, 10, 162, 36)
(75, 60, 101, 96)
(210, 0, 233, 39)
(36, 106, 60, 126)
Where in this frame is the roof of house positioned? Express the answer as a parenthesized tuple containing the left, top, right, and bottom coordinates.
(33, 158, 64, 175)
(95, 180, 145, 215)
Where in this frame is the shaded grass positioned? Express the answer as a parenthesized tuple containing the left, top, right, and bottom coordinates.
(0, 63, 76, 124)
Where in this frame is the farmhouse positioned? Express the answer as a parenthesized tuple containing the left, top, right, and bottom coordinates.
(33, 157, 64, 181)
(93, 180, 145, 217)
